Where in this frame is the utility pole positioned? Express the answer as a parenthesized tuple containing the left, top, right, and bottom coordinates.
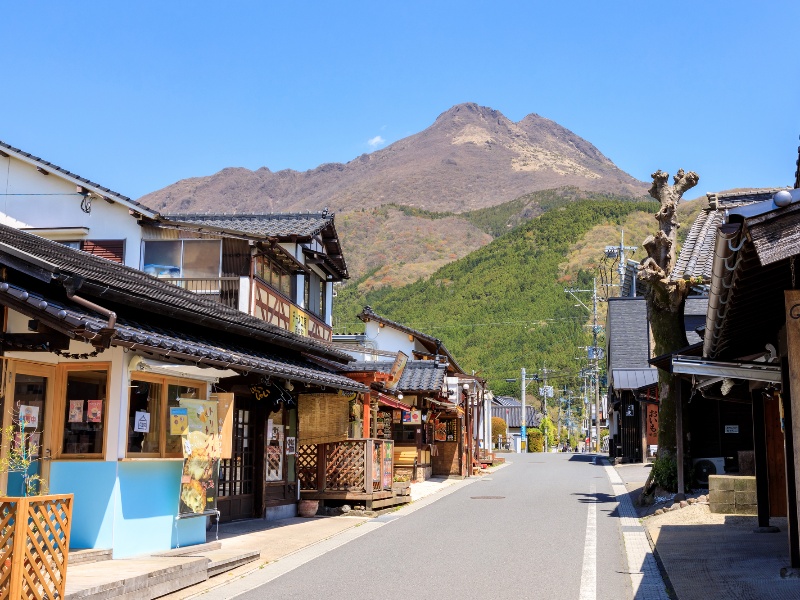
(521, 367, 527, 451)
(604, 229, 638, 298)
(565, 278, 602, 453)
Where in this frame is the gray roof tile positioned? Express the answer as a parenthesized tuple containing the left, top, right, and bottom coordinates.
(0, 280, 366, 391)
(0, 139, 156, 215)
(0, 223, 350, 363)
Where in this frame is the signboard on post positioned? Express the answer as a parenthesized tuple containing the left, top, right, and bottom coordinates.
(178, 398, 221, 516)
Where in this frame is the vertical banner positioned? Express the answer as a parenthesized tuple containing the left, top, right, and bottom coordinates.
(178, 398, 221, 515)
(646, 404, 659, 446)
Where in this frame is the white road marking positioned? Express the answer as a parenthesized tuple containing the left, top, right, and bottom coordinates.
(579, 481, 597, 600)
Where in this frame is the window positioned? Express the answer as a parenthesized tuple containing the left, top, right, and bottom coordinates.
(126, 374, 205, 458)
(142, 240, 221, 280)
(59, 240, 125, 263)
(59, 366, 109, 458)
(254, 254, 291, 297)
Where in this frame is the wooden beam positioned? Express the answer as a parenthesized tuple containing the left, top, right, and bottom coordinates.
(36, 166, 49, 175)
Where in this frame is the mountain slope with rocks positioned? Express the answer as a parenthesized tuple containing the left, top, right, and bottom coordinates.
(139, 103, 648, 214)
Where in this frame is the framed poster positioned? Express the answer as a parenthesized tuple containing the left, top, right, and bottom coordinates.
(286, 436, 296, 456)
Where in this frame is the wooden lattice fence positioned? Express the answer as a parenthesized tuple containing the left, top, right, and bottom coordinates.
(325, 442, 366, 492)
(297, 444, 318, 491)
(0, 494, 73, 600)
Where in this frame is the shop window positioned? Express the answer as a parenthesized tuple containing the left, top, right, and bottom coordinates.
(141, 240, 221, 280)
(60, 367, 109, 457)
(254, 254, 292, 298)
(126, 374, 205, 458)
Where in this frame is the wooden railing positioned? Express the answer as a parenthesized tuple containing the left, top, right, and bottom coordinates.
(164, 277, 240, 309)
(0, 494, 73, 600)
(298, 440, 393, 493)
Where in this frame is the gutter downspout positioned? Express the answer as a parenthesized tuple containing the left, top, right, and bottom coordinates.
(703, 222, 743, 359)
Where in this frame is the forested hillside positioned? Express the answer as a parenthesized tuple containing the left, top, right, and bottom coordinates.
(333, 198, 659, 396)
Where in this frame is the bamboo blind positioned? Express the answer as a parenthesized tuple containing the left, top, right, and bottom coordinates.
(298, 394, 349, 445)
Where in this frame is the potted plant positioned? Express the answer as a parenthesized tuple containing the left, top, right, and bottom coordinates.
(0, 419, 73, 600)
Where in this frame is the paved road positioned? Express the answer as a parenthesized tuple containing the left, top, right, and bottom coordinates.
(225, 453, 635, 600)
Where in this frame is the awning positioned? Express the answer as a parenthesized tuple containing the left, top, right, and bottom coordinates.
(671, 356, 781, 383)
(374, 392, 411, 411)
(129, 356, 239, 383)
(611, 368, 658, 391)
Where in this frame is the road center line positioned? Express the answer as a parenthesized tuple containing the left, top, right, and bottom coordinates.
(579, 481, 597, 600)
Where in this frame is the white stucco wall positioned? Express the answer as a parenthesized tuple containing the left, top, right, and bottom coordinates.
(0, 153, 144, 267)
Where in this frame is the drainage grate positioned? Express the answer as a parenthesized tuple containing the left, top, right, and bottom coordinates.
(470, 496, 505, 500)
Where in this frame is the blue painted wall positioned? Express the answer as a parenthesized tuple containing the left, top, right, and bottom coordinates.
(115, 461, 205, 558)
(49, 461, 117, 550)
(49, 460, 205, 558)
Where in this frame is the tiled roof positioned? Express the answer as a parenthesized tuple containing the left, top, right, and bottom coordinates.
(0, 223, 351, 363)
(0, 280, 366, 391)
(607, 297, 651, 371)
(672, 190, 783, 282)
(611, 368, 658, 391)
(346, 359, 447, 393)
(158, 213, 348, 279)
(490, 406, 542, 429)
(357, 306, 463, 373)
(0, 140, 157, 216)
(160, 213, 335, 239)
(492, 396, 521, 407)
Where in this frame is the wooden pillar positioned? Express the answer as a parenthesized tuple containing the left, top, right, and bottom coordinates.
(641, 400, 648, 464)
(752, 390, 770, 528)
(316, 443, 325, 492)
(784, 290, 800, 565)
(782, 355, 800, 567)
(362, 394, 371, 439)
(675, 375, 685, 495)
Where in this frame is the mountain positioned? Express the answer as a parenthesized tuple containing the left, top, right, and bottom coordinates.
(332, 197, 660, 397)
(138, 103, 648, 214)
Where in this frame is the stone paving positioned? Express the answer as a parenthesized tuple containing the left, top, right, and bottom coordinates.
(613, 459, 800, 600)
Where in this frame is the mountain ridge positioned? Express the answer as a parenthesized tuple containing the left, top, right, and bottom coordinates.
(138, 103, 648, 215)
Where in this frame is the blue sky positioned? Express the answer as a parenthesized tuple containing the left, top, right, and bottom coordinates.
(2, 1, 799, 201)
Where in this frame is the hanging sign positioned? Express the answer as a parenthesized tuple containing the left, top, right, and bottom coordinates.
(87, 400, 103, 423)
(170, 407, 189, 436)
(68, 400, 84, 423)
(134, 411, 151, 433)
(387, 351, 408, 390)
(19, 405, 39, 428)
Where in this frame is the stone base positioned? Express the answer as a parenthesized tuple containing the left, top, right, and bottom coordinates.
(709, 475, 757, 515)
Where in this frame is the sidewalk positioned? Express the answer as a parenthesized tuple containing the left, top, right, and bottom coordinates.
(65, 472, 480, 600)
(612, 460, 800, 599)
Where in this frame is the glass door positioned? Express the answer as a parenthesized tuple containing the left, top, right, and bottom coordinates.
(1, 362, 55, 496)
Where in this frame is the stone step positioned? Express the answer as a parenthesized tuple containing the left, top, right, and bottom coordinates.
(66, 556, 208, 600)
(205, 549, 261, 577)
(151, 541, 222, 557)
(69, 548, 113, 566)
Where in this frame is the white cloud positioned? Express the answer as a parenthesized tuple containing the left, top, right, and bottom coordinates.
(367, 135, 386, 148)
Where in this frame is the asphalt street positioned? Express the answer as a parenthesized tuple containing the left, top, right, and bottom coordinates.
(223, 453, 633, 600)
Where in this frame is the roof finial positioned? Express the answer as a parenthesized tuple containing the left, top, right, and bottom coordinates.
(794, 134, 800, 189)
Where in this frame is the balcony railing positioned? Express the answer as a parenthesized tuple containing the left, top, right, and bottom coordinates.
(163, 277, 240, 310)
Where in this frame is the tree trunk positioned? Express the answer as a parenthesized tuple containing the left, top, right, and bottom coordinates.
(637, 169, 698, 497)
(649, 301, 689, 451)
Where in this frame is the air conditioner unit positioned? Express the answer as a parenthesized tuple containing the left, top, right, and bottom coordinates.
(692, 457, 725, 487)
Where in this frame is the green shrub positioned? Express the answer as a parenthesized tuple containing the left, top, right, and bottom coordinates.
(491, 417, 507, 443)
(527, 429, 544, 452)
(651, 454, 678, 492)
